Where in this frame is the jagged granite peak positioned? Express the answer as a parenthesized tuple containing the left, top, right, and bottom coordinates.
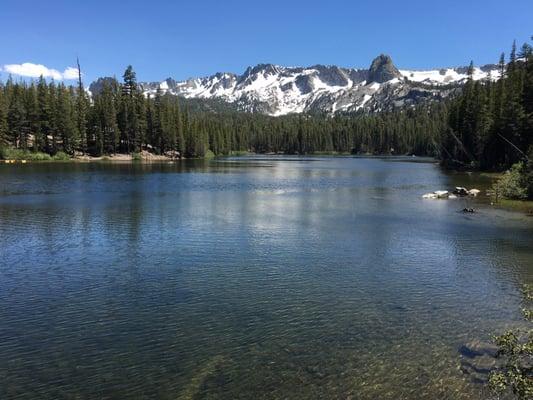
(247, 63, 281, 76)
(163, 77, 177, 87)
(367, 54, 402, 83)
(88, 76, 119, 95)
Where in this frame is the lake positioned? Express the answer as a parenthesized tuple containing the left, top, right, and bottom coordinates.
(0, 156, 532, 399)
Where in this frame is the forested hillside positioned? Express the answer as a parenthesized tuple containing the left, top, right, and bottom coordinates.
(442, 41, 533, 170)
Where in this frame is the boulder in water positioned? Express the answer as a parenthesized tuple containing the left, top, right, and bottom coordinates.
(422, 190, 450, 199)
(453, 187, 469, 196)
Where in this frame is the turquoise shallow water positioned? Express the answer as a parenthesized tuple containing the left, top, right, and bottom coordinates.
(0, 156, 532, 399)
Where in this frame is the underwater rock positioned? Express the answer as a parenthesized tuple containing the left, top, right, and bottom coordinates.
(459, 340, 502, 383)
(461, 354, 499, 374)
(178, 355, 228, 400)
(459, 340, 499, 358)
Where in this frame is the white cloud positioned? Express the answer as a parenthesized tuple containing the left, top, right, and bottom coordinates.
(62, 67, 80, 80)
(2, 62, 79, 80)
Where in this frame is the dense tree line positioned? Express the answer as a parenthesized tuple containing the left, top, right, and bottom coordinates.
(0, 65, 445, 158)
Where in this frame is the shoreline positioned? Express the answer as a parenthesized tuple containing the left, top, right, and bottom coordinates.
(493, 198, 533, 215)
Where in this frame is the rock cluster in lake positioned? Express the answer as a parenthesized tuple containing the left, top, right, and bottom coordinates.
(422, 187, 481, 199)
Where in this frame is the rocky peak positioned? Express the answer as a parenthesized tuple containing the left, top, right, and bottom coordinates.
(164, 77, 177, 87)
(241, 64, 280, 78)
(367, 54, 401, 83)
(88, 77, 119, 96)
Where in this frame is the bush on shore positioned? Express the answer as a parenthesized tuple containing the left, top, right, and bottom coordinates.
(492, 162, 532, 200)
(52, 151, 71, 161)
(489, 284, 533, 399)
(0, 146, 71, 161)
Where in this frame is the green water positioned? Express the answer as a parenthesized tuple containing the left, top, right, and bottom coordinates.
(0, 156, 531, 399)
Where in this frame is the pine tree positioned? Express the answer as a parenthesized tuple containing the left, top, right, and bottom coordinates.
(47, 81, 59, 153)
(0, 86, 8, 145)
(119, 65, 139, 153)
(175, 99, 184, 156)
(122, 65, 137, 97)
(100, 83, 120, 155)
(7, 85, 27, 149)
(55, 84, 77, 154)
(501, 42, 526, 165)
(36, 76, 51, 152)
(24, 83, 39, 151)
(134, 92, 147, 152)
(153, 88, 163, 153)
(76, 58, 88, 154)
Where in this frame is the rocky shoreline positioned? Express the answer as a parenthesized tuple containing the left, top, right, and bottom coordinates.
(422, 186, 481, 200)
(73, 150, 180, 162)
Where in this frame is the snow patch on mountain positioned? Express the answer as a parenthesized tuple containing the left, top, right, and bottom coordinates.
(399, 67, 500, 85)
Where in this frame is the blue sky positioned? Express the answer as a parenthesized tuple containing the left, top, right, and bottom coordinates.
(0, 0, 531, 83)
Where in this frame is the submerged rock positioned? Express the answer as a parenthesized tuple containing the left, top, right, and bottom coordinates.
(459, 339, 499, 358)
(459, 340, 502, 384)
(461, 354, 498, 373)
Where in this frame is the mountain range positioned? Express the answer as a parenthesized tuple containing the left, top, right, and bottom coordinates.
(90, 55, 500, 116)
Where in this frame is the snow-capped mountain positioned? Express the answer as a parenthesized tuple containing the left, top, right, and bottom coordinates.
(118, 55, 501, 116)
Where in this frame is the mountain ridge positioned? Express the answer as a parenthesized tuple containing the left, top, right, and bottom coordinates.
(90, 55, 500, 116)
